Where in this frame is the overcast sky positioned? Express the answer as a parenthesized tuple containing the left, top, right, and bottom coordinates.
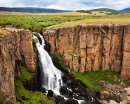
(0, 0, 130, 10)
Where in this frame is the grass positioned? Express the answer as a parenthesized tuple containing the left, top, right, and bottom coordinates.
(70, 70, 121, 92)
(15, 66, 54, 104)
(0, 14, 86, 32)
(0, 12, 130, 32)
(124, 78, 130, 87)
(47, 13, 130, 29)
(48, 17, 130, 29)
(126, 102, 130, 104)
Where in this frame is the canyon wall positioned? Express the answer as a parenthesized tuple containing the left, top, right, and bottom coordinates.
(0, 28, 36, 102)
(43, 25, 130, 80)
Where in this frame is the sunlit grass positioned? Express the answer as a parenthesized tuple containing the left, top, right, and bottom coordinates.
(70, 70, 121, 92)
(48, 17, 130, 29)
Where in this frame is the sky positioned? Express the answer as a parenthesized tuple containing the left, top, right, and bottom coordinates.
(0, 0, 130, 10)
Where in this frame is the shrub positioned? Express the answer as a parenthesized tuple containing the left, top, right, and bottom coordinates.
(76, 10, 92, 14)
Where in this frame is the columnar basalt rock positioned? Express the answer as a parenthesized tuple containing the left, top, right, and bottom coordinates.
(121, 26, 130, 80)
(0, 28, 36, 102)
(43, 25, 130, 80)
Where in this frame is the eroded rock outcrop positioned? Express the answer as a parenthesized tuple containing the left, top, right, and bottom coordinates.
(43, 25, 130, 80)
(0, 28, 36, 102)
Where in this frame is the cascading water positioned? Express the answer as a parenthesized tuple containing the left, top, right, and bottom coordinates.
(33, 33, 97, 104)
(33, 34, 63, 94)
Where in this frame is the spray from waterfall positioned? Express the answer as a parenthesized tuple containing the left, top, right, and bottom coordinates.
(33, 34, 63, 94)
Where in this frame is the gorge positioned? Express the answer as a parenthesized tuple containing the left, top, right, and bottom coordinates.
(0, 25, 130, 104)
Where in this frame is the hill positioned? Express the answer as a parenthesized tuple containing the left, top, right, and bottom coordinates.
(0, 7, 70, 13)
(89, 8, 118, 12)
(120, 8, 130, 12)
(76, 8, 120, 15)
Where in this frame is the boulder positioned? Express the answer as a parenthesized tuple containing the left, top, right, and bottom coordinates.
(47, 90, 54, 97)
(60, 86, 68, 94)
(100, 91, 109, 99)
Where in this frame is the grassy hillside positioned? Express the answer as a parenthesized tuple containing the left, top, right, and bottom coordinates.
(72, 70, 121, 91)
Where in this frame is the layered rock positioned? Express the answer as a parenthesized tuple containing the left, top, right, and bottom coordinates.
(0, 28, 36, 102)
(43, 25, 130, 80)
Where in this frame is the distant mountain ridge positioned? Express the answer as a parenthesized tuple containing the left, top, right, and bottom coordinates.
(88, 8, 119, 12)
(76, 8, 120, 15)
(0, 7, 71, 13)
(120, 8, 130, 12)
(1, 7, 130, 13)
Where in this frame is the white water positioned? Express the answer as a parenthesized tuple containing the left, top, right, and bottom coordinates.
(33, 34, 85, 104)
(33, 34, 63, 94)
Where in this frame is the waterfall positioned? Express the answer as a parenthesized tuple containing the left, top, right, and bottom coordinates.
(33, 34, 63, 94)
(33, 34, 90, 104)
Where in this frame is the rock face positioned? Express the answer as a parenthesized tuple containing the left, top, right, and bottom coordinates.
(0, 28, 36, 102)
(43, 25, 130, 80)
(20, 30, 36, 72)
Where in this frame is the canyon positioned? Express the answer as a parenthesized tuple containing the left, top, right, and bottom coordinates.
(0, 25, 130, 103)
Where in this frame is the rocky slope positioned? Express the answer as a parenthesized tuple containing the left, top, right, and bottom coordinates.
(43, 25, 130, 80)
(0, 28, 36, 102)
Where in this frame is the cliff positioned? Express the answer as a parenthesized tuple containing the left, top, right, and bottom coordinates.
(43, 25, 130, 80)
(0, 28, 36, 102)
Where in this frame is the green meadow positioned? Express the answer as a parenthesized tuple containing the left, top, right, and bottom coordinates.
(0, 14, 86, 32)
(0, 12, 130, 32)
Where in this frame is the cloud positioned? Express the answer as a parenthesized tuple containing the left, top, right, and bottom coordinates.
(0, 0, 130, 10)
(46, 0, 106, 10)
(0, 0, 16, 7)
